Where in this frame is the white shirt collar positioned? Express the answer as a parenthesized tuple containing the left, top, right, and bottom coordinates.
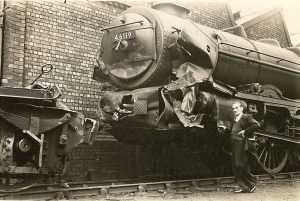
(234, 113, 243, 122)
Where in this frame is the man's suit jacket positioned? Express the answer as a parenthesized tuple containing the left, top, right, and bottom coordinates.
(231, 114, 260, 140)
(230, 114, 260, 151)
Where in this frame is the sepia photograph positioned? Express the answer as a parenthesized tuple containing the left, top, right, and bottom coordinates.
(0, 0, 299, 200)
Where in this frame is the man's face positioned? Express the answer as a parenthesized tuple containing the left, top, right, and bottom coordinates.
(232, 102, 244, 116)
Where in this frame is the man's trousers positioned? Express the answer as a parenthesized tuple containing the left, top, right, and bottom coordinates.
(231, 139, 257, 191)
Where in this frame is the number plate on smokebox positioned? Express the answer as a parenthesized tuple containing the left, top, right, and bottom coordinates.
(114, 31, 135, 41)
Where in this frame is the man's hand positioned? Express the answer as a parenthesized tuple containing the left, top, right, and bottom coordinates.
(237, 130, 245, 138)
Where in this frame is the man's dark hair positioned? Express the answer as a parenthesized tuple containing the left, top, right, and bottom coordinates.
(232, 100, 247, 109)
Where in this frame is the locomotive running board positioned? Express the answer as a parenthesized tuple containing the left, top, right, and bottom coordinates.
(236, 92, 300, 107)
(235, 91, 300, 119)
(254, 131, 300, 145)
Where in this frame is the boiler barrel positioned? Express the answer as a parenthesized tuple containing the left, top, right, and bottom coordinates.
(212, 30, 300, 99)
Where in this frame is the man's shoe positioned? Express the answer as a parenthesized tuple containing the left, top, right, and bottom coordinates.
(249, 186, 256, 193)
(233, 189, 246, 193)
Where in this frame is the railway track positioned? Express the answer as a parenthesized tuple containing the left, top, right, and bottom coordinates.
(1, 171, 300, 200)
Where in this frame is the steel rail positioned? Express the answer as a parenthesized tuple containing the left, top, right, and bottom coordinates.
(20, 177, 158, 193)
(1, 171, 300, 200)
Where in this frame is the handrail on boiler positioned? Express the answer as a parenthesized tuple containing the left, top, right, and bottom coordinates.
(218, 42, 300, 66)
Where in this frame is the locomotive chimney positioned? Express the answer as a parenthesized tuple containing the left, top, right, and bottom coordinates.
(151, 3, 190, 18)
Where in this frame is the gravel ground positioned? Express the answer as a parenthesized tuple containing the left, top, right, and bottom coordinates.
(84, 180, 300, 201)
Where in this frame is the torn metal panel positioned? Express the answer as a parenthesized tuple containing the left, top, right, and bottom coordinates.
(173, 100, 204, 128)
(173, 62, 213, 82)
(102, 91, 127, 110)
(102, 86, 160, 111)
(156, 89, 176, 128)
(100, 87, 160, 127)
(181, 86, 197, 114)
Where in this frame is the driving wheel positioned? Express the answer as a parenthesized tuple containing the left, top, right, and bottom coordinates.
(255, 138, 289, 173)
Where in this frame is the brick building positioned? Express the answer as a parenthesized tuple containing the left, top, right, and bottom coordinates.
(234, 7, 292, 47)
(0, 0, 292, 181)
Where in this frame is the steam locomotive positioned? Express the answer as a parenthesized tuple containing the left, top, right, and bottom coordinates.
(94, 3, 300, 174)
(0, 64, 99, 192)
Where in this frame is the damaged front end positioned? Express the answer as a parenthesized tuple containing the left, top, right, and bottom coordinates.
(99, 87, 161, 128)
(0, 82, 99, 192)
(97, 19, 238, 145)
(98, 67, 224, 145)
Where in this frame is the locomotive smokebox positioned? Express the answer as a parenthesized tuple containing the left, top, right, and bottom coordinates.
(151, 2, 190, 18)
(99, 4, 189, 89)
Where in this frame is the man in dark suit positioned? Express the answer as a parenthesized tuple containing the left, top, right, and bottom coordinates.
(230, 100, 260, 193)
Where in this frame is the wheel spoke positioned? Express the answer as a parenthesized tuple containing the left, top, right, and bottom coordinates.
(263, 149, 269, 167)
(258, 147, 266, 160)
(295, 148, 300, 161)
(274, 151, 279, 167)
(273, 152, 279, 169)
(268, 149, 272, 169)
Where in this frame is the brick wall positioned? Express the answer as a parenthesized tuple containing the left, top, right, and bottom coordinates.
(2, 0, 126, 118)
(2, 0, 26, 86)
(245, 13, 290, 47)
(128, 1, 235, 29)
(182, 1, 235, 29)
(68, 140, 137, 181)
